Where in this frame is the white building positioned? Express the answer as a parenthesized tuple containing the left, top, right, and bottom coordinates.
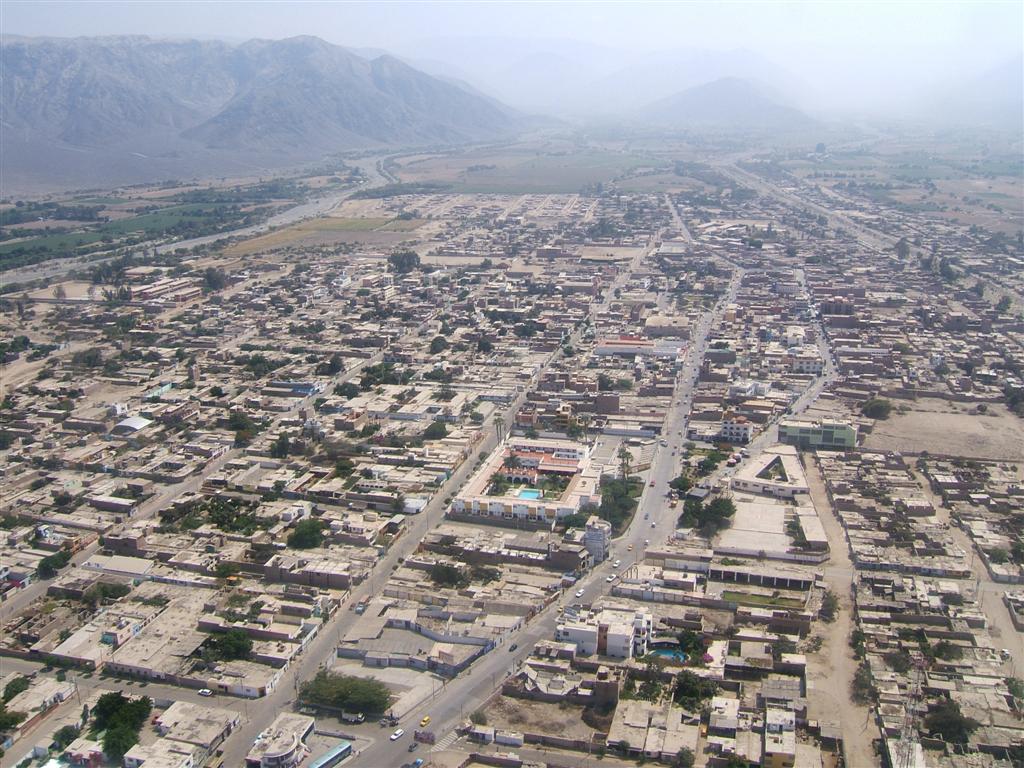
(582, 515, 612, 562)
(720, 415, 754, 444)
(555, 606, 653, 659)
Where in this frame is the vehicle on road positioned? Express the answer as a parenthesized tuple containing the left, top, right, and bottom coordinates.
(420, 716, 431, 728)
(649, 481, 656, 487)
(575, 589, 585, 598)
(198, 689, 213, 697)
(391, 728, 405, 741)
(627, 544, 633, 551)
(408, 742, 419, 752)
(412, 760, 424, 768)
(613, 559, 621, 568)
(509, 643, 518, 652)
(651, 522, 656, 528)
(606, 575, 615, 582)
(644, 539, 650, 545)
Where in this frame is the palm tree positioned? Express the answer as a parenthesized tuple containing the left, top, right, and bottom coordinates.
(618, 446, 633, 480)
(494, 414, 506, 444)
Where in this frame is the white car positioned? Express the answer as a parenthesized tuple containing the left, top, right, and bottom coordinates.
(612, 559, 621, 568)
(651, 522, 656, 528)
(390, 728, 405, 741)
(606, 575, 615, 583)
(644, 539, 650, 545)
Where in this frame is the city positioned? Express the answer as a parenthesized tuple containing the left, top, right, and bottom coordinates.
(1, 5, 1022, 768)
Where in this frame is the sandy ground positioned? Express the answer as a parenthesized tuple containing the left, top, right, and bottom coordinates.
(802, 455, 880, 768)
(483, 695, 594, 740)
(862, 398, 1024, 460)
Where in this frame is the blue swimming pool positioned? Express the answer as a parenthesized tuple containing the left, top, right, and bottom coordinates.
(650, 648, 689, 663)
(517, 489, 542, 500)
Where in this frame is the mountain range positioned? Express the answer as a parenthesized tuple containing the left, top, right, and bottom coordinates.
(0, 35, 517, 191)
(644, 77, 815, 130)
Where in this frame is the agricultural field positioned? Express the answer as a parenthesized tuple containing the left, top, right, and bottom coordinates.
(223, 216, 423, 255)
(394, 143, 652, 194)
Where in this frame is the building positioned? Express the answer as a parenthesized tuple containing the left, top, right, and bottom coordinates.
(720, 414, 754, 444)
(763, 707, 797, 768)
(778, 418, 858, 451)
(582, 515, 612, 562)
(245, 713, 314, 768)
(555, 606, 653, 659)
(449, 437, 600, 528)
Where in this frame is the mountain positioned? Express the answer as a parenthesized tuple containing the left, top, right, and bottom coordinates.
(643, 77, 815, 130)
(927, 53, 1023, 130)
(579, 49, 810, 115)
(0, 35, 517, 191)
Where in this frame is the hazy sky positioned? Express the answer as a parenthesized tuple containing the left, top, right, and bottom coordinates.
(4, 1, 1022, 114)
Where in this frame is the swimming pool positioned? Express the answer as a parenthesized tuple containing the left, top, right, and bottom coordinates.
(517, 489, 542, 500)
(650, 648, 689, 663)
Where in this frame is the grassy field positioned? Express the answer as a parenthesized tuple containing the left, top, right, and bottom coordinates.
(224, 217, 421, 255)
(722, 590, 806, 610)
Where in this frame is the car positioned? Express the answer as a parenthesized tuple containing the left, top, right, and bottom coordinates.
(627, 544, 633, 551)
(509, 642, 518, 652)
(651, 522, 656, 528)
(420, 716, 431, 728)
(575, 589, 585, 598)
(408, 742, 419, 753)
(644, 512, 649, 519)
(612, 559, 621, 568)
(412, 760, 425, 768)
(644, 539, 650, 545)
(390, 728, 405, 741)
(606, 575, 615, 582)
(649, 481, 656, 487)
(198, 689, 213, 697)
(1001, 649, 1012, 660)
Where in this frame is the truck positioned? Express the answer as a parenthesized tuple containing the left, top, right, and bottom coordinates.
(340, 711, 365, 724)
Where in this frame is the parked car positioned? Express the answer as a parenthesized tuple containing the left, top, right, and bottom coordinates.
(575, 589, 585, 598)
(198, 689, 213, 697)
(391, 728, 406, 741)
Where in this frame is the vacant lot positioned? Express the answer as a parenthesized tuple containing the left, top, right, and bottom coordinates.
(483, 695, 594, 740)
(862, 398, 1024, 460)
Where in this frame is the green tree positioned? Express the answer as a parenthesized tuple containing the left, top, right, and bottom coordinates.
(674, 746, 695, 768)
(430, 562, 469, 589)
(2, 677, 28, 703)
(820, 590, 840, 622)
(423, 420, 448, 440)
(288, 519, 325, 549)
(103, 725, 138, 760)
(995, 295, 1012, 313)
(270, 432, 291, 459)
(923, 698, 979, 743)
(299, 670, 391, 714)
(205, 629, 253, 661)
(387, 250, 420, 274)
(861, 398, 893, 419)
(673, 670, 718, 710)
(470, 710, 488, 725)
(429, 336, 449, 354)
(895, 237, 911, 260)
